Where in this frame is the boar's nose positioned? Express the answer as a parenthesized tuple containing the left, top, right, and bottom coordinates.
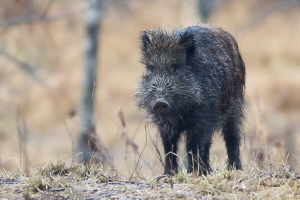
(152, 99, 170, 114)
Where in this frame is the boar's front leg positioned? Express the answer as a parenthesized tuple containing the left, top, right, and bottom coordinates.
(160, 129, 181, 175)
(186, 127, 213, 176)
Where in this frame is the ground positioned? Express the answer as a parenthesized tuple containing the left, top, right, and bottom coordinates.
(1, 162, 299, 199)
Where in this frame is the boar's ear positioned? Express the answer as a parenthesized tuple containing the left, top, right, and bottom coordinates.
(140, 31, 152, 49)
(178, 32, 196, 60)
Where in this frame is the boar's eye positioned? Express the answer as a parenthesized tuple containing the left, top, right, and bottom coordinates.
(171, 64, 180, 73)
(146, 65, 155, 74)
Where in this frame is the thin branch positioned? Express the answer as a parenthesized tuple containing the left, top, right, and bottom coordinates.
(87, 125, 113, 167)
(0, 49, 48, 88)
(149, 131, 164, 168)
(130, 126, 148, 179)
(16, 117, 30, 176)
(0, 3, 86, 27)
(118, 111, 152, 170)
(64, 121, 75, 163)
(235, 0, 300, 38)
(40, 0, 56, 16)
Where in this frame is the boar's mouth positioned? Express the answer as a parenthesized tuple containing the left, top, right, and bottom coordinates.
(152, 98, 170, 115)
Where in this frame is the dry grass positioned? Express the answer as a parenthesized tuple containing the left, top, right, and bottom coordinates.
(0, 0, 299, 194)
(0, 161, 299, 199)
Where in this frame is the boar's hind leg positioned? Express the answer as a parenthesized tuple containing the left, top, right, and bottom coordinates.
(161, 131, 181, 175)
(186, 131, 212, 176)
(223, 105, 243, 170)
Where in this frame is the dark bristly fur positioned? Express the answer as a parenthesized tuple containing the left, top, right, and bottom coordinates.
(135, 25, 246, 175)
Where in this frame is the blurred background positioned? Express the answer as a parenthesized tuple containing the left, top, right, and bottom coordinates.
(0, 0, 299, 177)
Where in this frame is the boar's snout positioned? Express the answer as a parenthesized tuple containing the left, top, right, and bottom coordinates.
(152, 99, 170, 114)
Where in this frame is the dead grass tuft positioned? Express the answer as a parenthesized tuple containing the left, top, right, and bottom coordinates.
(0, 161, 299, 199)
(38, 160, 70, 177)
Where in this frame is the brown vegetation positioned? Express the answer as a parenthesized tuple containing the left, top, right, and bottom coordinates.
(1, 161, 299, 199)
(0, 0, 299, 187)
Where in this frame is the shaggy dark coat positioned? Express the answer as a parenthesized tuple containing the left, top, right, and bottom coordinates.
(135, 25, 246, 175)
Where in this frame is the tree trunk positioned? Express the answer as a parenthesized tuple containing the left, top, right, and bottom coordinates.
(75, 0, 104, 163)
(196, 0, 216, 23)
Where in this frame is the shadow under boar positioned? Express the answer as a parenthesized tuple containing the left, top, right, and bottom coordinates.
(135, 25, 246, 175)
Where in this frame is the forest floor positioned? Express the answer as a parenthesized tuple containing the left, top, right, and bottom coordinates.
(0, 162, 299, 200)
